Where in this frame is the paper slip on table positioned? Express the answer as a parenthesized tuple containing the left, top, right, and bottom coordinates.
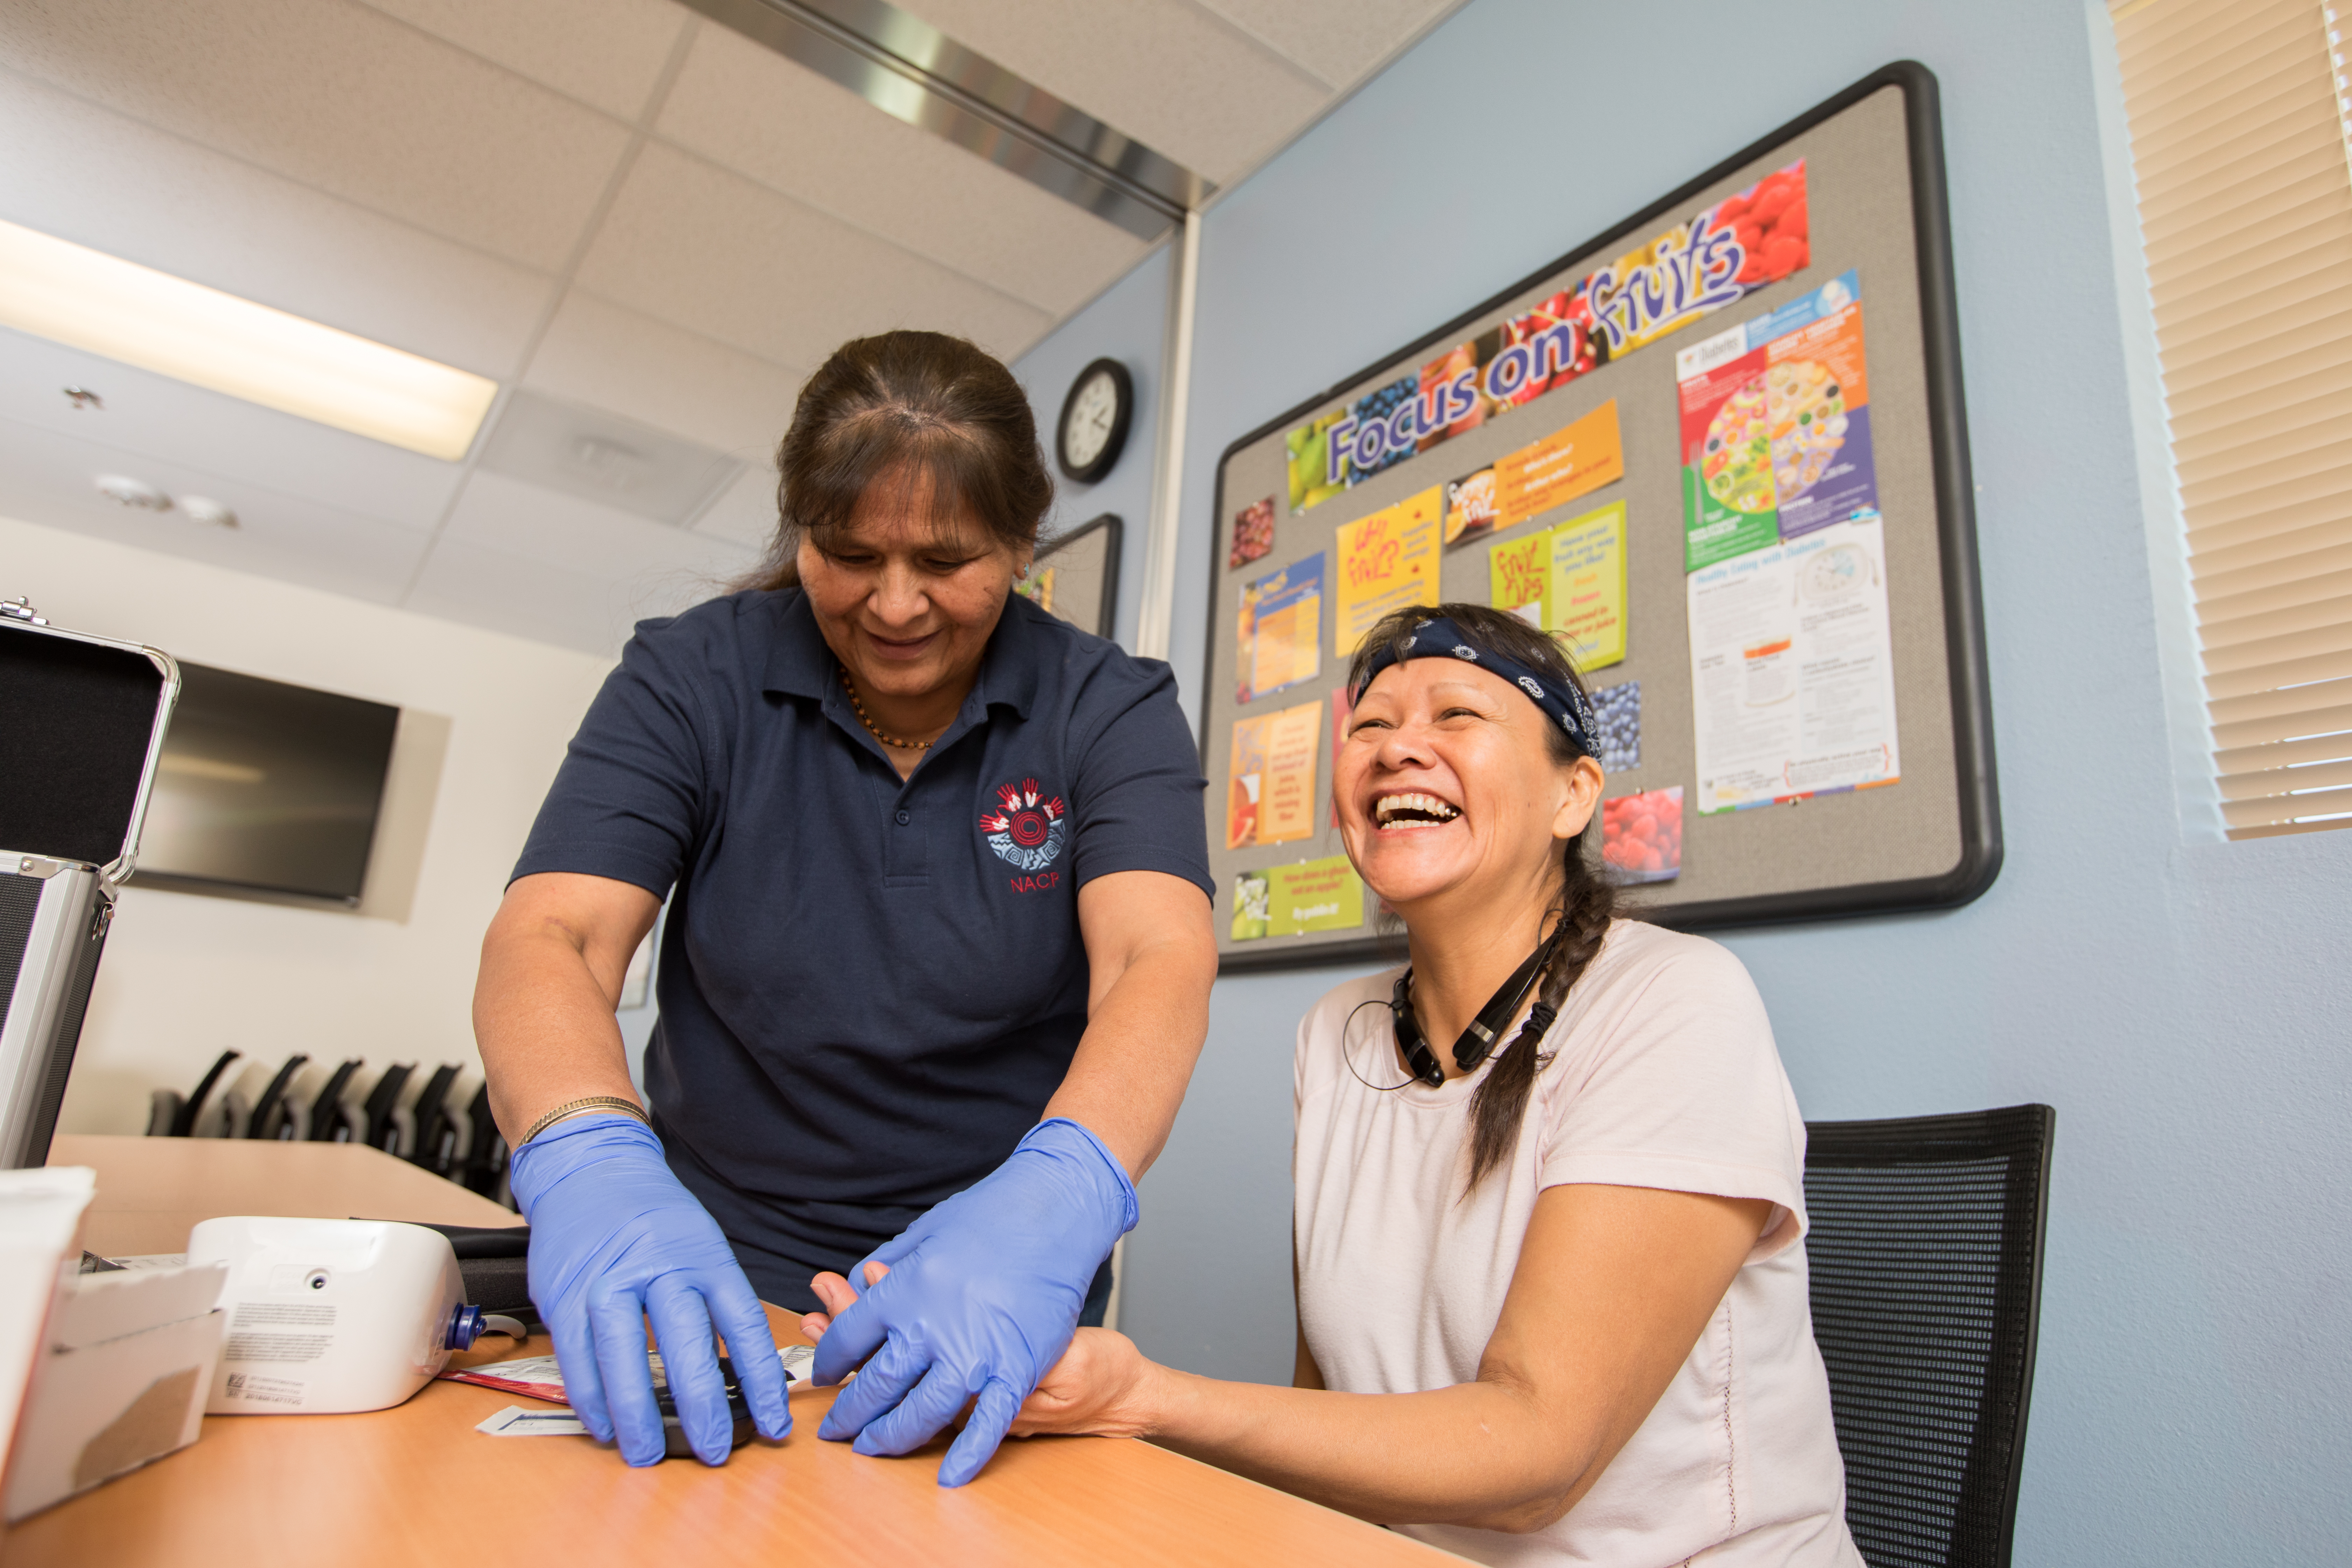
(10, 1135, 1458, 1567)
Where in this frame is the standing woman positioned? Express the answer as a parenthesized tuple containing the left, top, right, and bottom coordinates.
(473, 332, 1217, 1483)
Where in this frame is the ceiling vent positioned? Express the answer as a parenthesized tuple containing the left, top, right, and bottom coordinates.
(477, 390, 744, 527)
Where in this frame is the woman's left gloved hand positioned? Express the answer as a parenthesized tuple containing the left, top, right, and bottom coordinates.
(811, 1117, 1136, 1486)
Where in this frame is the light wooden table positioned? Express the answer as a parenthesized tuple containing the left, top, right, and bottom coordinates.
(46, 1134, 527, 1256)
(12, 1136, 1454, 1567)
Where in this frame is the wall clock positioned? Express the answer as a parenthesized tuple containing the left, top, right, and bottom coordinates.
(1056, 357, 1133, 484)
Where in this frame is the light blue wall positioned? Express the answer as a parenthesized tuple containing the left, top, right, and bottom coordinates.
(1008, 243, 1171, 652)
(1018, 2, 2352, 1561)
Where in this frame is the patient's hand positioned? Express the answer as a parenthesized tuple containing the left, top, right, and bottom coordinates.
(1007, 1329, 1155, 1440)
(798, 1263, 881, 1347)
(803, 1265, 1155, 1438)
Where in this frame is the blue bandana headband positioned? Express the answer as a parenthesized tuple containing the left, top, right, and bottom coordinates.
(1352, 615, 1599, 757)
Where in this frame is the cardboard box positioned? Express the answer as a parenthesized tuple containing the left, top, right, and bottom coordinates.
(3, 1262, 227, 1521)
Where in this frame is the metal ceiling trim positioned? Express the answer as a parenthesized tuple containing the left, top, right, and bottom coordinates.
(678, 0, 1211, 242)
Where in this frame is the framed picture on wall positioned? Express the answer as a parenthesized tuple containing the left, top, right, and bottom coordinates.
(1015, 513, 1123, 639)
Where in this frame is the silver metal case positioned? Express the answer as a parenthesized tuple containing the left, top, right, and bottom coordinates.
(0, 601, 179, 1167)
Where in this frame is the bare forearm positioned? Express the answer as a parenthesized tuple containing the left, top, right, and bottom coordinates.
(474, 924, 642, 1146)
(1041, 936, 1211, 1179)
(1140, 1366, 1597, 1532)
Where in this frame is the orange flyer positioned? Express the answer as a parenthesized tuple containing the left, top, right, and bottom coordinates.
(1334, 485, 1442, 656)
(1225, 713, 1270, 848)
(1259, 700, 1322, 845)
(1493, 401, 1624, 529)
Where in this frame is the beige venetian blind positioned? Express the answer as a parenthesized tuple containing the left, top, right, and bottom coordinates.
(2113, 0, 2352, 838)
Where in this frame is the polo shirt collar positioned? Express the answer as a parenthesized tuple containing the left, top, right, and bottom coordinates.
(760, 589, 1040, 719)
(760, 590, 835, 701)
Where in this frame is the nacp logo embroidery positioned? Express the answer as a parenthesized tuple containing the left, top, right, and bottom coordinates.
(980, 778, 1068, 873)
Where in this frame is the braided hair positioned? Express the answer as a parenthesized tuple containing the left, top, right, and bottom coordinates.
(1346, 603, 1618, 1194)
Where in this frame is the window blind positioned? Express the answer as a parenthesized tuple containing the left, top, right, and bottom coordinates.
(2112, 0, 2352, 838)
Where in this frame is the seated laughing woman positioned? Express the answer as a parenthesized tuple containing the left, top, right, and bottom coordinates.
(807, 603, 1861, 1564)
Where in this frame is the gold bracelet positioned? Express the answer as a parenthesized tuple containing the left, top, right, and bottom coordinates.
(519, 1096, 649, 1147)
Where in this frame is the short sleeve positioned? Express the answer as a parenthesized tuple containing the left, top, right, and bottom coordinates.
(1065, 657, 1213, 898)
(509, 618, 721, 898)
(1537, 938, 1809, 1261)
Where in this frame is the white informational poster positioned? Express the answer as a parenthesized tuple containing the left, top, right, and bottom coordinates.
(1686, 515, 1900, 813)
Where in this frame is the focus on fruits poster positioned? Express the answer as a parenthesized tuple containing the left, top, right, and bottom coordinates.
(1285, 161, 1810, 515)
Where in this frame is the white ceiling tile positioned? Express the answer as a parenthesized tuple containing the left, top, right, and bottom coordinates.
(402, 535, 639, 654)
(353, 0, 692, 121)
(0, 330, 464, 530)
(0, 0, 632, 270)
(692, 463, 782, 550)
(893, 0, 1327, 185)
(404, 527, 738, 656)
(573, 143, 1054, 370)
(656, 24, 1149, 317)
(440, 469, 755, 586)
(0, 67, 548, 378)
(0, 414, 432, 606)
(525, 290, 805, 459)
(1188, 0, 1459, 93)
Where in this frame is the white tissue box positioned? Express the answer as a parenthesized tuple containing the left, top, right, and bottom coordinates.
(2, 1261, 227, 1521)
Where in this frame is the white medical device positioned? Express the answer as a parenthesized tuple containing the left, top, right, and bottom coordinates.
(187, 1217, 500, 1415)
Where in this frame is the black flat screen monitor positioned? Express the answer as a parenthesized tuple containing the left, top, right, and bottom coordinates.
(137, 663, 399, 904)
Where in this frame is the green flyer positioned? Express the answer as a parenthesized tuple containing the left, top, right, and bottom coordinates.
(1268, 856, 1365, 936)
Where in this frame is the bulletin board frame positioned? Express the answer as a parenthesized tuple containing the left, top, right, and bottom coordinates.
(1023, 512, 1122, 639)
(1201, 62, 2000, 974)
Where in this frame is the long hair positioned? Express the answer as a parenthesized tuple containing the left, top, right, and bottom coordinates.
(1346, 602, 1617, 1192)
(738, 330, 1055, 591)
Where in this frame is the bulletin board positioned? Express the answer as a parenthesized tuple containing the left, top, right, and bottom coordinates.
(1203, 63, 1999, 973)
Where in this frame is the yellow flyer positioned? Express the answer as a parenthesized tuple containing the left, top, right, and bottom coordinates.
(1489, 531, 1550, 627)
(1334, 485, 1441, 656)
(1268, 855, 1365, 935)
(1494, 400, 1624, 529)
(1549, 502, 1627, 670)
(1259, 700, 1322, 845)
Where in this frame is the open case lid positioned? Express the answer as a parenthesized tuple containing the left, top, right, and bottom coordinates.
(0, 598, 180, 881)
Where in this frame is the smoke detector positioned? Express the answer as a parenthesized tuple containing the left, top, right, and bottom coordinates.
(180, 496, 238, 528)
(96, 475, 170, 511)
(478, 389, 742, 527)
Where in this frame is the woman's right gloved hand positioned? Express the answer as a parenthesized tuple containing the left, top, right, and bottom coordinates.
(507, 1113, 789, 1465)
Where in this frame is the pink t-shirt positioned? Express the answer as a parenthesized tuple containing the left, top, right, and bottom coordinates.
(1293, 919, 1861, 1567)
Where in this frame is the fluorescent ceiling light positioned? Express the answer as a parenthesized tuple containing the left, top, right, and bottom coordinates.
(0, 219, 498, 461)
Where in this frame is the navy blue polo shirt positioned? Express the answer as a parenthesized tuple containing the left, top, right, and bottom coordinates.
(511, 588, 1211, 1307)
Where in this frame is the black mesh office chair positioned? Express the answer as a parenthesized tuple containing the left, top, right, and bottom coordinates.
(1803, 1104, 2055, 1568)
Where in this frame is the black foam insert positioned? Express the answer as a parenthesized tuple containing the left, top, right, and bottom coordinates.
(0, 626, 166, 866)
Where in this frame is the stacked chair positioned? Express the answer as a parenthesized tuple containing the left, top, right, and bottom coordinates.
(146, 1050, 513, 1205)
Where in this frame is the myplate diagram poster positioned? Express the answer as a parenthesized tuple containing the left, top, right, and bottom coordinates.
(1675, 271, 1900, 813)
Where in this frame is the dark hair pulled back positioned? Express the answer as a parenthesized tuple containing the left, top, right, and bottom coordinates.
(742, 330, 1055, 591)
(1346, 602, 1617, 1193)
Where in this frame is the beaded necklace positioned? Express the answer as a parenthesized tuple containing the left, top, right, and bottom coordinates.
(840, 668, 931, 750)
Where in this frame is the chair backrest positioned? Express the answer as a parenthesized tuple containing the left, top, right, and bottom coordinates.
(167, 1049, 241, 1136)
(245, 1054, 310, 1140)
(305, 1058, 364, 1141)
(1803, 1104, 2055, 1568)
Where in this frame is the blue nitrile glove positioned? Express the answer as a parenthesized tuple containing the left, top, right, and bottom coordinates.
(813, 1117, 1136, 1486)
(508, 1114, 790, 1466)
